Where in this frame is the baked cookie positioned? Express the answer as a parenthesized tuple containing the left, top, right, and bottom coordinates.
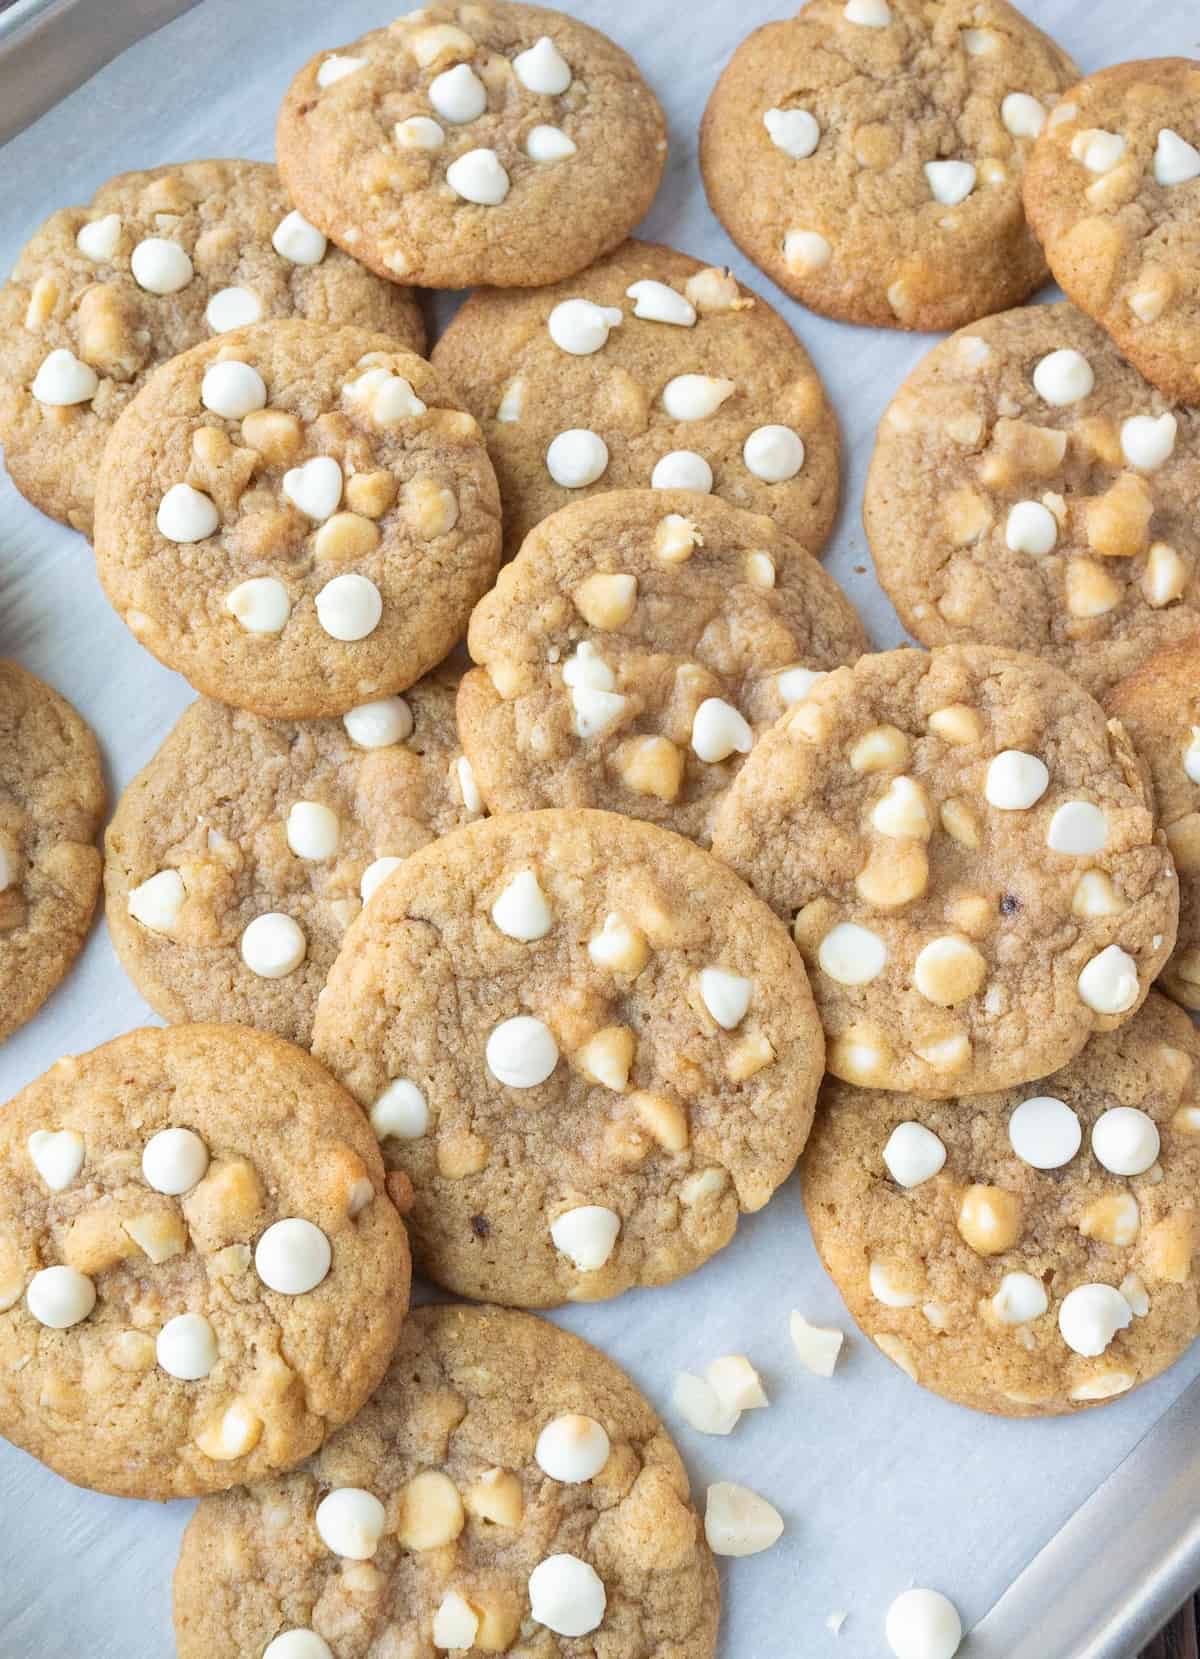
(458, 491, 868, 845)
(1107, 634, 1200, 1010)
(105, 669, 481, 1046)
(0, 160, 424, 533)
(866, 302, 1200, 697)
(311, 809, 824, 1305)
(0, 660, 104, 1046)
(176, 1304, 719, 1658)
(430, 239, 841, 559)
(0, 1024, 410, 1499)
(93, 320, 501, 718)
(276, 2, 666, 290)
(699, 0, 1076, 331)
(711, 644, 1178, 1098)
(1023, 59, 1200, 405)
(802, 992, 1200, 1416)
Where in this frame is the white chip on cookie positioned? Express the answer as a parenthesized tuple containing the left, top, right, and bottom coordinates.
(1077, 944, 1138, 1013)
(272, 210, 326, 265)
(429, 62, 487, 123)
(1058, 1282, 1132, 1356)
(1008, 1096, 1081, 1169)
(651, 450, 713, 491)
(128, 868, 186, 933)
(156, 1312, 218, 1380)
(255, 1217, 332, 1296)
(76, 212, 121, 261)
(205, 286, 263, 333)
(698, 966, 752, 1029)
(286, 802, 340, 861)
(240, 913, 307, 979)
(513, 35, 572, 95)
(1091, 1106, 1160, 1176)
(201, 360, 267, 419)
(315, 1487, 386, 1558)
(157, 483, 219, 543)
(486, 1016, 558, 1087)
(1033, 348, 1094, 406)
(446, 148, 510, 205)
(535, 1413, 610, 1482)
(882, 1121, 945, 1187)
(491, 869, 553, 940)
(26, 1264, 96, 1330)
(142, 1126, 209, 1194)
(985, 750, 1049, 809)
(1154, 127, 1200, 187)
(743, 425, 804, 482)
(130, 237, 194, 295)
(315, 573, 383, 641)
(764, 107, 820, 158)
(343, 696, 413, 748)
(527, 1554, 606, 1637)
(527, 125, 577, 162)
(548, 299, 622, 356)
(27, 1129, 85, 1192)
(625, 280, 696, 326)
(31, 348, 98, 406)
(549, 1204, 620, 1270)
(924, 160, 976, 205)
(546, 429, 609, 487)
(370, 1078, 429, 1140)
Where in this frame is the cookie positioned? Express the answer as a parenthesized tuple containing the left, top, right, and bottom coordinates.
(276, 1, 666, 290)
(0, 1024, 410, 1498)
(93, 319, 501, 718)
(699, 0, 1076, 331)
(0, 160, 424, 534)
(0, 660, 104, 1046)
(175, 1303, 719, 1658)
(311, 809, 824, 1305)
(1023, 59, 1200, 405)
(458, 490, 869, 845)
(711, 644, 1178, 1098)
(104, 669, 480, 1046)
(866, 302, 1200, 697)
(430, 239, 841, 559)
(1107, 634, 1200, 1011)
(802, 991, 1200, 1416)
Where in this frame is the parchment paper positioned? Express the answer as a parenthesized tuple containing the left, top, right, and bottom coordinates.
(1, 2, 1197, 1654)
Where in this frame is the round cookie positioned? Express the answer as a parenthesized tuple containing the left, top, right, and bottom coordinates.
(430, 239, 841, 559)
(0, 1024, 411, 1499)
(802, 992, 1200, 1416)
(1022, 59, 1200, 405)
(1107, 633, 1200, 1010)
(311, 809, 825, 1306)
(105, 668, 481, 1046)
(711, 644, 1178, 1098)
(699, 0, 1076, 331)
(0, 159, 424, 533)
(866, 302, 1200, 697)
(175, 1303, 719, 1659)
(0, 660, 104, 1046)
(276, 1, 666, 290)
(458, 490, 869, 845)
(93, 320, 501, 718)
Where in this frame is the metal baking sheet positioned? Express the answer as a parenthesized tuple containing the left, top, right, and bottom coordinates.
(1, 1, 1198, 1655)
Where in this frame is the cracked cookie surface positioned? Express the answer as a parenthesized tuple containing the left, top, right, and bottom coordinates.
(0, 660, 104, 1047)
(0, 1024, 410, 1499)
(276, 1, 666, 290)
(311, 809, 824, 1306)
(803, 993, 1200, 1416)
(700, 0, 1076, 331)
(93, 319, 501, 718)
(458, 490, 868, 845)
(711, 644, 1177, 1098)
(0, 159, 424, 533)
(866, 302, 1200, 696)
(175, 1304, 719, 1659)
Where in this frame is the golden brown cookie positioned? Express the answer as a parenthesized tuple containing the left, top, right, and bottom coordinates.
(311, 809, 824, 1306)
(92, 320, 501, 718)
(1107, 633, 1200, 1010)
(1023, 58, 1200, 404)
(276, 2, 666, 290)
(711, 645, 1178, 1098)
(0, 160, 424, 533)
(175, 1304, 719, 1659)
(866, 302, 1200, 697)
(458, 490, 868, 845)
(104, 669, 481, 1046)
(0, 660, 104, 1046)
(0, 1024, 411, 1498)
(430, 239, 841, 559)
(802, 992, 1200, 1416)
(699, 0, 1076, 331)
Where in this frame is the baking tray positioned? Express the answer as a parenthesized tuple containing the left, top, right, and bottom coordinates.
(1, 2, 1199, 1656)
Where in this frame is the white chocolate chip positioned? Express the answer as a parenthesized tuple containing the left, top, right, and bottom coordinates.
(764, 107, 820, 157)
(1143, 542, 1187, 608)
(31, 348, 98, 406)
(226, 576, 290, 636)
(924, 160, 976, 205)
(26, 1265, 96, 1329)
(1071, 129, 1127, 175)
(784, 229, 832, 272)
(1121, 412, 1177, 471)
(27, 1130, 85, 1192)
(549, 1205, 619, 1270)
(205, 286, 262, 333)
(157, 482, 218, 543)
(395, 114, 445, 150)
(1078, 945, 1139, 1014)
(272, 210, 326, 265)
(156, 1312, 217, 1380)
(344, 367, 427, 423)
(528, 1555, 606, 1638)
(360, 856, 404, 904)
(546, 428, 608, 487)
(286, 802, 339, 861)
(513, 34, 571, 94)
(535, 1413, 610, 1481)
(316, 1487, 386, 1558)
(789, 1311, 844, 1376)
(698, 966, 752, 1029)
(1033, 348, 1095, 406)
(1121, 1273, 1150, 1318)
(486, 1016, 558, 1087)
(883, 1122, 946, 1188)
(492, 869, 553, 940)
(1001, 92, 1047, 138)
(130, 237, 193, 294)
(263, 1632, 333, 1659)
(1046, 801, 1108, 856)
(570, 685, 627, 738)
(672, 1371, 740, 1435)
(777, 666, 826, 704)
(743, 425, 804, 482)
(432, 1591, 479, 1651)
(818, 922, 887, 986)
(662, 374, 735, 421)
(548, 299, 622, 355)
(343, 697, 412, 748)
(527, 124, 576, 161)
(76, 213, 121, 261)
(587, 912, 649, 974)
(128, 868, 185, 933)
(704, 1482, 784, 1556)
(201, 359, 267, 419)
(371, 1078, 429, 1140)
(1058, 1282, 1133, 1356)
(651, 450, 713, 491)
(691, 698, 752, 763)
(562, 640, 614, 691)
(142, 1127, 209, 1194)
(317, 53, 366, 86)
(282, 455, 343, 521)
(869, 1260, 920, 1308)
(1092, 1106, 1160, 1176)
(625, 279, 696, 326)
(707, 1354, 768, 1412)
(1154, 127, 1200, 187)
(446, 148, 510, 204)
(430, 62, 486, 122)
(1008, 1096, 1081, 1169)
(844, 0, 891, 24)
(240, 913, 307, 979)
(986, 750, 1049, 810)
(456, 755, 483, 812)
(886, 1588, 963, 1659)
(314, 573, 382, 641)
(871, 775, 932, 839)
(992, 1271, 1048, 1325)
(255, 1218, 331, 1295)
(1005, 499, 1058, 555)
